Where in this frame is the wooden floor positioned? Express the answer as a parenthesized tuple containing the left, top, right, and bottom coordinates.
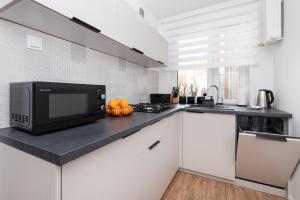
(162, 171, 286, 200)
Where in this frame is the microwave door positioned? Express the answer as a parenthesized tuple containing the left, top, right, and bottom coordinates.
(236, 132, 300, 188)
(34, 88, 96, 126)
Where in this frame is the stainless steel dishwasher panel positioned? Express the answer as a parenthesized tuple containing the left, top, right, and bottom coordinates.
(236, 132, 300, 188)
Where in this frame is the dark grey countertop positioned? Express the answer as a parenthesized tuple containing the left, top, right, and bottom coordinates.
(183, 105, 293, 118)
(0, 105, 292, 165)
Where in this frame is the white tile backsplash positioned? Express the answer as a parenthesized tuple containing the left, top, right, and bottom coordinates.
(0, 20, 159, 128)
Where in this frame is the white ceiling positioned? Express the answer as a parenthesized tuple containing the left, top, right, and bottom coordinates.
(145, 0, 233, 19)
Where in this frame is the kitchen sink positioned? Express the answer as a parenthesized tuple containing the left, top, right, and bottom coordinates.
(187, 105, 235, 111)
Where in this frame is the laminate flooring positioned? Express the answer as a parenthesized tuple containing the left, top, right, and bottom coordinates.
(162, 171, 286, 200)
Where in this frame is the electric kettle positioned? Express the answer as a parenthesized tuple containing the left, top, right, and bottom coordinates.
(256, 89, 274, 108)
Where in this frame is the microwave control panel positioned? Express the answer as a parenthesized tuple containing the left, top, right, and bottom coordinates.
(96, 88, 106, 114)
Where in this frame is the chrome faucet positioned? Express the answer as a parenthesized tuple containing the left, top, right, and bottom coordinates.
(208, 85, 220, 104)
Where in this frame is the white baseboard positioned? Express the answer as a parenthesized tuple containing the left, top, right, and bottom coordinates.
(179, 168, 286, 198)
(235, 178, 286, 198)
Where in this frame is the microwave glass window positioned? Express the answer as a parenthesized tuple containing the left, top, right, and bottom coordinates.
(49, 94, 88, 119)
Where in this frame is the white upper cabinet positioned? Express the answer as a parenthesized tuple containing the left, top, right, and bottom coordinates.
(115, 0, 168, 64)
(35, 0, 117, 36)
(115, 0, 145, 52)
(34, 0, 74, 18)
(71, 0, 118, 38)
(33, 0, 168, 65)
(142, 22, 168, 64)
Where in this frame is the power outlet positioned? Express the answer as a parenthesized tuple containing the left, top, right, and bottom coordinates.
(26, 35, 43, 51)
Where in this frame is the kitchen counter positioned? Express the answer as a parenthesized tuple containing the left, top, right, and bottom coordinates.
(0, 105, 292, 165)
(183, 105, 293, 118)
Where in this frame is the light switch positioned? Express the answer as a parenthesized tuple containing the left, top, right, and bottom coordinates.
(27, 35, 43, 51)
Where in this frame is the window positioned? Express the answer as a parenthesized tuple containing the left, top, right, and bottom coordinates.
(160, 1, 257, 105)
(178, 69, 207, 97)
(160, 0, 258, 70)
(178, 67, 248, 104)
(219, 67, 240, 100)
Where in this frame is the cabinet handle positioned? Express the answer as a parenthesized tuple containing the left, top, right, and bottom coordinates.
(71, 17, 101, 33)
(131, 48, 144, 55)
(186, 111, 204, 114)
(255, 132, 287, 142)
(148, 140, 160, 150)
(244, 131, 287, 142)
(157, 60, 164, 65)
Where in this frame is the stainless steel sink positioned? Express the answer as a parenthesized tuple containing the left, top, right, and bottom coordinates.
(188, 105, 235, 111)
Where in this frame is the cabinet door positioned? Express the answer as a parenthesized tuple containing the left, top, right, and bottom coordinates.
(115, 0, 168, 63)
(71, 0, 117, 38)
(115, 0, 144, 52)
(162, 113, 180, 183)
(0, 0, 13, 8)
(0, 143, 61, 200)
(34, 0, 74, 18)
(141, 114, 180, 200)
(141, 135, 166, 200)
(35, 0, 117, 38)
(182, 112, 236, 180)
(62, 132, 144, 200)
(142, 23, 168, 64)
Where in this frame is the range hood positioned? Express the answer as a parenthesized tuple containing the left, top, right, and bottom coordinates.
(0, 0, 166, 68)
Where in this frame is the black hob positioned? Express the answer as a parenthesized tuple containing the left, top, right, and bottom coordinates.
(132, 103, 172, 113)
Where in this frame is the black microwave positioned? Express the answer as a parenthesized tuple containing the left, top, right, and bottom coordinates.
(10, 82, 106, 134)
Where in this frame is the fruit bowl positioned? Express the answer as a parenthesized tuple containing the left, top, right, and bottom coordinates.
(106, 99, 134, 117)
(105, 106, 134, 117)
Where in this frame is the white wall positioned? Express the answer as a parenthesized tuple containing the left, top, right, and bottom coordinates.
(158, 71, 177, 93)
(124, 0, 159, 29)
(0, 20, 159, 128)
(273, 0, 300, 199)
(249, 47, 275, 105)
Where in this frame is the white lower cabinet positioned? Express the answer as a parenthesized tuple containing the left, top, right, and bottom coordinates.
(62, 113, 180, 200)
(141, 113, 179, 200)
(182, 112, 236, 180)
(0, 143, 61, 200)
(62, 132, 143, 200)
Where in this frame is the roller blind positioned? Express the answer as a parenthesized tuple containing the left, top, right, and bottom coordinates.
(159, 0, 259, 70)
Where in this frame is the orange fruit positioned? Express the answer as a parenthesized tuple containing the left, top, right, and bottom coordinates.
(108, 100, 119, 109)
(120, 99, 129, 108)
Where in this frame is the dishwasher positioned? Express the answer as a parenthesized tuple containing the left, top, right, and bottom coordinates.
(236, 115, 300, 188)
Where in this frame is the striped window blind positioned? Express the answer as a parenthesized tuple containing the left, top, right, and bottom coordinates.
(159, 0, 259, 70)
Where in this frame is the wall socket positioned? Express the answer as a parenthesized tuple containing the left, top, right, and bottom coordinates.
(26, 35, 43, 51)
